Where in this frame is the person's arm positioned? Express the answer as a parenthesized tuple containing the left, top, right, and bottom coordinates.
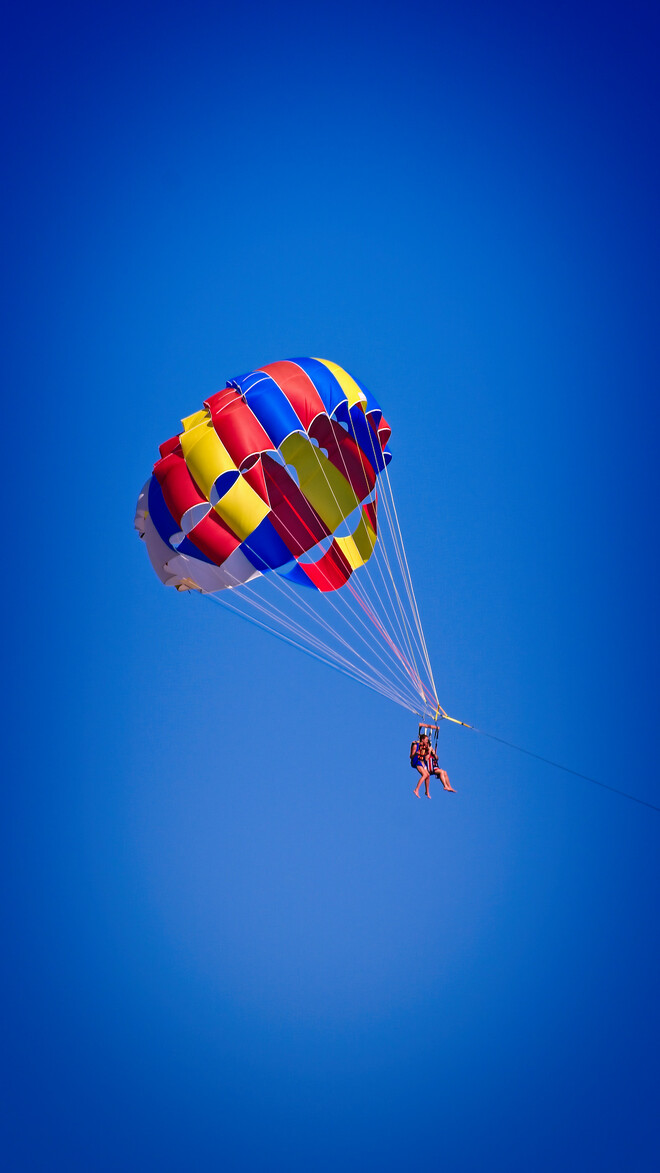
(410, 740, 418, 760)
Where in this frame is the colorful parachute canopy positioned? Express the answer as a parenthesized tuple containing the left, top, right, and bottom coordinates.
(136, 358, 440, 719)
(135, 358, 392, 594)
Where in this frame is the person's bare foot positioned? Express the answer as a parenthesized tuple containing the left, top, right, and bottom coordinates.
(413, 789, 420, 797)
(425, 793, 431, 799)
(443, 784, 456, 792)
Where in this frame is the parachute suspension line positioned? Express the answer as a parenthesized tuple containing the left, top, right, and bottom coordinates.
(290, 438, 416, 681)
(312, 581, 429, 710)
(257, 491, 423, 692)
(336, 407, 438, 712)
(376, 447, 438, 703)
(353, 416, 439, 712)
(325, 420, 431, 696)
(346, 583, 437, 715)
(300, 427, 432, 710)
(224, 520, 429, 713)
(198, 393, 438, 719)
(356, 512, 431, 707)
(366, 541, 427, 697)
(358, 419, 432, 670)
(347, 409, 438, 699)
(228, 580, 358, 670)
(374, 483, 432, 680)
(205, 593, 412, 711)
(242, 531, 427, 708)
(368, 521, 427, 691)
(238, 555, 392, 685)
(375, 450, 439, 708)
(206, 579, 415, 709)
(351, 464, 430, 688)
(231, 571, 424, 711)
(235, 571, 425, 712)
(277, 394, 428, 705)
(232, 463, 433, 708)
(213, 375, 438, 716)
(203, 591, 421, 714)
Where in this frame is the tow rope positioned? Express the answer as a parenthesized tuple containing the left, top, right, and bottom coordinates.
(433, 709, 660, 814)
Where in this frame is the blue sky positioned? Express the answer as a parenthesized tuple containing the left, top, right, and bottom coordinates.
(3, 1, 660, 1169)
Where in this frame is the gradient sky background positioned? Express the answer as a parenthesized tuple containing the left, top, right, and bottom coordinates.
(3, 1, 660, 1170)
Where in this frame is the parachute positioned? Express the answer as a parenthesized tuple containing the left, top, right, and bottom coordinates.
(135, 358, 439, 718)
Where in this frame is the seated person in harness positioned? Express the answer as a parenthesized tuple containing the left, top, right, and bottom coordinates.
(410, 732, 456, 798)
(410, 734, 432, 798)
(425, 735, 456, 792)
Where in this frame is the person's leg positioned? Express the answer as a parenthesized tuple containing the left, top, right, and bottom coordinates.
(414, 766, 428, 796)
(439, 769, 455, 792)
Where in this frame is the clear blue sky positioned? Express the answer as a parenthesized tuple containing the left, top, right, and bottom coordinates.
(3, 1, 659, 1169)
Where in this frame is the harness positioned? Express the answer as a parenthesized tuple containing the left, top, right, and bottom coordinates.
(418, 723, 440, 753)
(410, 723, 440, 767)
(410, 739, 430, 764)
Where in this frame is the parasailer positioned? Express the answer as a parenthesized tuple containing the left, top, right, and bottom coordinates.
(410, 735, 432, 798)
(421, 733, 455, 793)
(411, 725, 455, 798)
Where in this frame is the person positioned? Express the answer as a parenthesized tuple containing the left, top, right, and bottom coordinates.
(425, 736, 456, 792)
(410, 733, 456, 798)
(410, 734, 431, 798)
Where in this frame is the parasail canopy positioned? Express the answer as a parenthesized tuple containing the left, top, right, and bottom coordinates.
(136, 358, 440, 718)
